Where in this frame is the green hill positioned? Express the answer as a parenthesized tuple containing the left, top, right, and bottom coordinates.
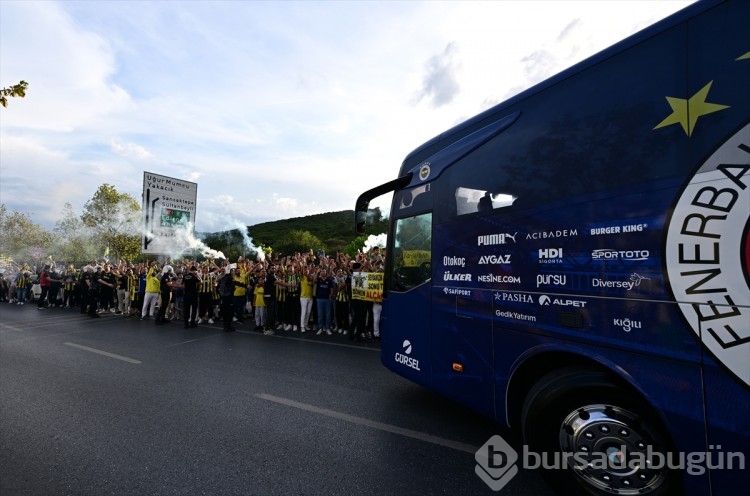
(248, 210, 357, 248)
(202, 209, 387, 259)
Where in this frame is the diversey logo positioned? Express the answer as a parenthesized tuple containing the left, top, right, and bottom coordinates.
(394, 339, 420, 371)
(592, 273, 651, 291)
(475, 435, 519, 491)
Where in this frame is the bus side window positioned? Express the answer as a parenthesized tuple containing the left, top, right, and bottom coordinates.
(454, 187, 516, 216)
(478, 192, 492, 212)
(391, 213, 432, 292)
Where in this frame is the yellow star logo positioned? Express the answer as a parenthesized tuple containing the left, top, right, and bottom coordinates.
(653, 81, 729, 137)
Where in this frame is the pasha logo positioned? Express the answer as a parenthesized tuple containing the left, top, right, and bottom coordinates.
(665, 124, 750, 387)
(495, 292, 534, 303)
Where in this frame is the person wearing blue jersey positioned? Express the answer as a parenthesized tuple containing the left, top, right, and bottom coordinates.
(313, 268, 335, 335)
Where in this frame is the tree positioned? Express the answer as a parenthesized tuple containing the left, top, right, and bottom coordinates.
(0, 204, 54, 263)
(80, 184, 141, 261)
(275, 230, 324, 256)
(52, 203, 99, 263)
(201, 230, 244, 261)
(1, 80, 28, 108)
(342, 235, 368, 258)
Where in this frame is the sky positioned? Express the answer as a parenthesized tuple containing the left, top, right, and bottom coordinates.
(1, 0, 696, 235)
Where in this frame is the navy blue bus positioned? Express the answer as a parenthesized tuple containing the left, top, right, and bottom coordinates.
(355, 1, 748, 494)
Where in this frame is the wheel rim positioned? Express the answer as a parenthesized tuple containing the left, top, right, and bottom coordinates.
(558, 404, 668, 495)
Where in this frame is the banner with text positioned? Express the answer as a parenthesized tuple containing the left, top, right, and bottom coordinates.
(351, 272, 384, 303)
(141, 171, 198, 255)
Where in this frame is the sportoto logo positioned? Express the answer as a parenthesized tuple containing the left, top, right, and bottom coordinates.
(403, 340, 412, 354)
(665, 123, 749, 387)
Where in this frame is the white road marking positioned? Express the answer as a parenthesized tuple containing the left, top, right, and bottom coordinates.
(236, 329, 380, 352)
(0, 322, 24, 332)
(164, 334, 221, 348)
(64, 342, 142, 364)
(255, 393, 478, 454)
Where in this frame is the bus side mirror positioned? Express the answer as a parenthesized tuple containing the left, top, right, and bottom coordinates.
(355, 208, 368, 234)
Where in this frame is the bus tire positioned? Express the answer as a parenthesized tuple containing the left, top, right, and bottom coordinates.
(521, 367, 682, 496)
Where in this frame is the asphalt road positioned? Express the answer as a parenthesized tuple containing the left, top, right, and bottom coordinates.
(1, 304, 556, 496)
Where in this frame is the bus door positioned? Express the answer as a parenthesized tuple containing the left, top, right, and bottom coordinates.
(381, 185, 434, 389)
(431, 218, 496, 417)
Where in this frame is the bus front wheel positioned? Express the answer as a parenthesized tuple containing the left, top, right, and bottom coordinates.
(521, 367, 682, 496)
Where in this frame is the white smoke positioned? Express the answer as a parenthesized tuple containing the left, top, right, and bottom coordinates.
(229, 219, 265, 261)
(145, 223, 226, 260)
(363, 233, 387, 252)
(175, 223, 226, 259)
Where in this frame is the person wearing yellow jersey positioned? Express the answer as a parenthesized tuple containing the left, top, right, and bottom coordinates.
(232, 267, 248, 324)
(128, 268, 138, 317)
(62, 265, 77, 308)
(282, 263, 300, 331)
(254, 269, 272, 334)
(299, 265, 314, 332)
(14, 271, 30, 305)
(198, 266, 216, 324)
(141, 261, 160, 320)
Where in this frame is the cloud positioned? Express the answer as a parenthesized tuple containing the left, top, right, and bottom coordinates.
(520, 50, 559, 87)
(110, 139, 153, 160)
(0, 0, 695, 236)
(415, 42, 461, 108)
(272, 195, 299, 212)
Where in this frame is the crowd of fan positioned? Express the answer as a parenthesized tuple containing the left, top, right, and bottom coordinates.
(0, 248, 385, 341)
